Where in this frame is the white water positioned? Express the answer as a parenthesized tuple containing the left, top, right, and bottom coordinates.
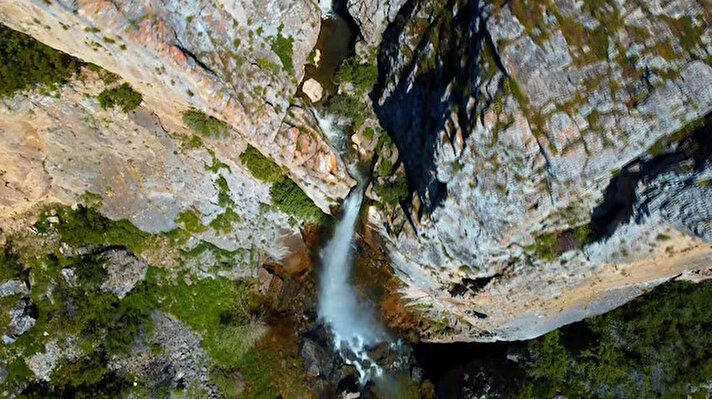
(318, 178, 389, 384)
(319, 0, 333, 16)
(313, 109, 346, 154)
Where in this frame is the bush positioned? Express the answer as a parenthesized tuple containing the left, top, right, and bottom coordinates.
(182, 109, 230, 138)
(0, 24, 81, 97)
(374, 175, 409, 208)
(268, 26, 294, 71)
(270, 179, 327, 223)
(336, 58, 378, 94)
(239, 145, 284, 183)
(97, 83, 142, 112)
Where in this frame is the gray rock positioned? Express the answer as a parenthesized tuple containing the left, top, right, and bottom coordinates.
(28, 341, 62, 381)
(100, 249, 148, 299)
(2, 298, 36, 344)
(0, 280, 28, 297)
(60, 268, 77, 288)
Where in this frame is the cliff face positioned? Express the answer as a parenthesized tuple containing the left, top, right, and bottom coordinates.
(364, 0, 712, 340)
(2, 0, 712, 346)
(0, 0, 354, 214)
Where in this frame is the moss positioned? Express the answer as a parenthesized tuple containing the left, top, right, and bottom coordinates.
(97, 83, 142, 112)
(210, 208, 242, 234)
(256, 57, 281, 75)
(239, 145, 284, 183)
(175, 208, 207, 234)
(662, 15, 705, 53)
(0, 24, 81, 98)
(182, 109, 230, 138)
(270, 179, 327, 224)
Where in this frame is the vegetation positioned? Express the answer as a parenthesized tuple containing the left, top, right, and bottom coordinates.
(182, 109, 230, 138)
(374, 175, 409, 208)
(0, 24, 81, 97)
(0, 203, 303, 397)
(239, 145, 327, 224)
(336, 58, 378, 94)
(97, 83, 142, 112)
(239, 145, 284, 183)
(268, 25, 294, 72)
(518, 280, 712, 398)
(270, 179, 327, 223)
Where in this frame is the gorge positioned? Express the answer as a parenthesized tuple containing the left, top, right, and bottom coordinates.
(1, 0, 712, 397)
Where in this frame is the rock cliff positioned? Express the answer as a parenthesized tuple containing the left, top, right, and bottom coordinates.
(1, 0, 712, 347)
(366, 0, 712, 340)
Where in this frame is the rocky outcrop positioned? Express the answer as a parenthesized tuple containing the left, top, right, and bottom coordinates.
(100, 249, 148, 299)
(369, 0, 712, 341)
(347, 0, 408, 51)
(0, 0, 353, 211)
(0, 72, 301, 271)
(2, 298, 37, 344)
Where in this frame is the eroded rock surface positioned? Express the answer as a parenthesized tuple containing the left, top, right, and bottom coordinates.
(0, 0, 353, 210)
(369, 0, 712, 341)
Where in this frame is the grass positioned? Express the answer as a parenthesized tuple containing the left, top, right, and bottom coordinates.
(0, 24, 81, 98)
(97, 83, 142, 112)
(239, 145, 284, 183)
(149, 269, 260, 366)
(36, 205, 150, 254)
(0, 203, 309, 397)
(182, 109, 230, 138)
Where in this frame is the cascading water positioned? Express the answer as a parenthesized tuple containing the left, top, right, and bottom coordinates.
(319, 0, 333, 16)
(318, 175, 390, 384)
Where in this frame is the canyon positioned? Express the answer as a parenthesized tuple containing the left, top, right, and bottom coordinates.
(1, 0, 712, 396)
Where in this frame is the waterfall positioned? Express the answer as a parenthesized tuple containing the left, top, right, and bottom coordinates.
(313, 109, 346, 154)
(318, 179, 389, 384)
(318, 0, 333, 16)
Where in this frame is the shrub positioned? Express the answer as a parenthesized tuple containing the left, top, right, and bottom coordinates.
(182, 109, 230, 138)
(336, 58, 378, 94)
(239, 145, 284, 183)
(37, 205, 150, 254)
(0, 24, 81, 97)
(374, 175, 409, 208)
(270, 179, 327, 223)
(324, 93, 370, 130)
(97, 83, 142, 112)
(268, 26, 294, 72)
